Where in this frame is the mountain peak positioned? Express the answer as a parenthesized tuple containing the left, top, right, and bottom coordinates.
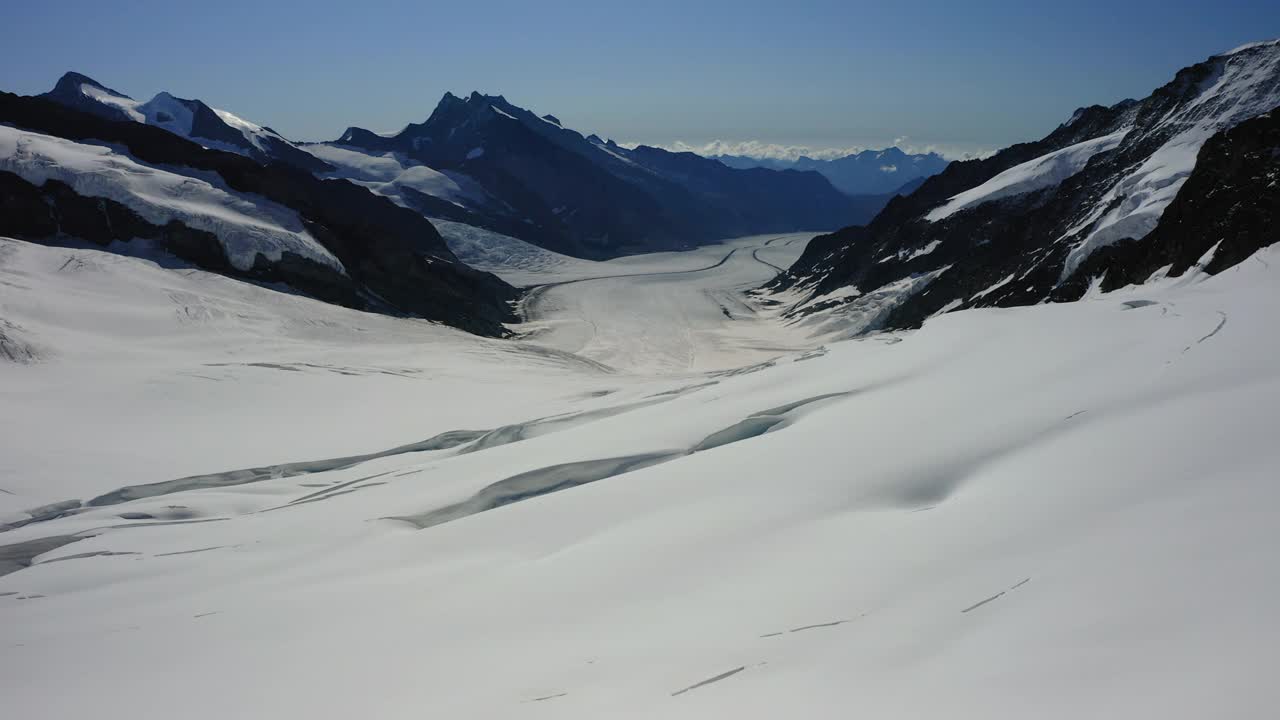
(41, 71, 142, 123)
(148, 90, 183, 105)
(1222, 37, 1280, 56)
(433, 91, 518, 119)
(467, 91, 509, 106)
(337, 126, 391, 147)
(50, 71, 132, 99)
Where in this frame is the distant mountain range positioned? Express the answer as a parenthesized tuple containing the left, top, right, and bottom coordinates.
(768, 39, 1280, 337)
(712, 148, 950, 196)
(35, 75, 909, 261)
(4, 36, 1276, 339)
(314, 91, 895, 259)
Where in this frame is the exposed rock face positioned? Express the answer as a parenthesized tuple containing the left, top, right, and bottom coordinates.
(771, 41, 1280, 335)
(0, 92, 518, 337)
(1073, 110, 1280, 288)
(330, 92, 884, 259)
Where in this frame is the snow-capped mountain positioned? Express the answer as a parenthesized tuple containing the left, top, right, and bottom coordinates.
(0, 89, 517, 336)
(769, 39, 1280, 337)
(40, 72, 332, 173)
(714, 147, 950, 196)
(5, 33, 1280, 720)
(319, 92, 887, 259)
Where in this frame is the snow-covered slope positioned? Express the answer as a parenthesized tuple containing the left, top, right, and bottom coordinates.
(136, 91, 296, 156)
(304, 143, 488, 209)
(0, 89, 520, 336)
(432, 218, 605, 285)
(1061, 39, 1280, 276)
(925, 129, 1128, 221)
(774, 39, 1280, 334)
(77, 81, 144, 122)
(2, 234, 1279, 718)
(0, 237, 604, 514)
(0, 125, 343, 272)
(38, 72, 142, 123)
(39, 73, 331, 172)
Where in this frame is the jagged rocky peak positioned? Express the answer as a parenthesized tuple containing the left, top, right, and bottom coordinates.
(426, 90, 514, 119)
(468, 91, 507, 105)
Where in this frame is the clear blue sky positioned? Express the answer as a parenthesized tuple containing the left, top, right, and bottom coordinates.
(3, 0, 1277, 156)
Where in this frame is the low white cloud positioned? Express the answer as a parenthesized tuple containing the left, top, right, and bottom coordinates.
(622, 138, 993, 162)
(624, 139, 866, 161)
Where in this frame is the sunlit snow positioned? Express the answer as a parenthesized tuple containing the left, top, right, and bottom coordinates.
(0, 126, 344, 272)
(925, 129, 1128, 221)
(2, 232, 1277, 719)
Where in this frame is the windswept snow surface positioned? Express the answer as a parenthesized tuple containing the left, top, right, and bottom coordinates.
(304, 144, 487, 209)
(78, 82, 144, 122)
(137, 92, 197, 137)
(96, 89, 298, 158)
(2, 233, 1280, 719)
(1225, 38, 1280, 55)
(926, 129, 1128, 221)
(0, 126, 343, 272)
(211, 108, 286, 153)
(433, 219, 606, 286)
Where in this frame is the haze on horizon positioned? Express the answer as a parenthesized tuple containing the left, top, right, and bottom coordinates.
(2, 0, 1277, 159)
